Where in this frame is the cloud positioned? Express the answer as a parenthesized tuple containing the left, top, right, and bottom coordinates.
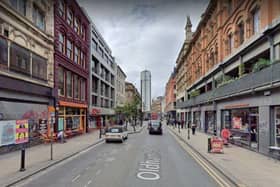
(78, 0, 208, 98)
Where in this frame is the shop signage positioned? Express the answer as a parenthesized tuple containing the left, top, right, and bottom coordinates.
(211, 137, 223, 153)
(92, 108, 101, 116)
(0, 120, 16, 146)
(15, 119, 29, 144)
(224, 104, 249, 109)
(39, 119, 48, 134)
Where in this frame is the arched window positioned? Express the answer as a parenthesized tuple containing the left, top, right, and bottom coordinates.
(238, 21, 245, 45)
(252, 8, 260, 34)
(228, 33, 234, 54)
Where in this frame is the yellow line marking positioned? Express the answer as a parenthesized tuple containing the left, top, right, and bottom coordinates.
(169, 129, 232, 187)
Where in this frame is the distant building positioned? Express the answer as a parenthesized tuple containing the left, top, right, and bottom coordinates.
(165, 69, 176, 120)
(140, 70, 151, 112)
(151, 96, 164, 114)
(116, 65, 126, 107)
(125, 82, 140, 104)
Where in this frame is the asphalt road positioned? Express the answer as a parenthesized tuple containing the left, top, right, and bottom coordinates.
(16, 126, 219, 187)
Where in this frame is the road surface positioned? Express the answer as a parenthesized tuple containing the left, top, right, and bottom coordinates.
(16, 126, 219, 187)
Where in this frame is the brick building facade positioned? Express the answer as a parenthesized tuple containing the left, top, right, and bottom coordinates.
(54, 0, 90, 134)
(176, 0, 280, 158)
(165, 70, 176, 120)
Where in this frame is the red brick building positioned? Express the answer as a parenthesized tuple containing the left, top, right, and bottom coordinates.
(164, 70, 176, 119)
(54, 0, 90, 134)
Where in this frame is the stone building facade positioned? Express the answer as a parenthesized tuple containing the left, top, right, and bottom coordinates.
(116, 65, 126, 107)
(176, 0, 280, 158)
(0, 0, 54, 151)
(125, 82, 141, 104)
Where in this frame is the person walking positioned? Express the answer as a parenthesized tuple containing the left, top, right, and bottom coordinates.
(191, 123, 196, 135)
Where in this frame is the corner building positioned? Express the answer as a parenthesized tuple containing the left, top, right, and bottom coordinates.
(176, 0, 280, 158)
(54, 0, 90, 134)
(0, 0, 54, 150)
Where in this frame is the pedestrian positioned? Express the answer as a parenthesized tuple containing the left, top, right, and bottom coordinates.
(57, 131, 66, 143)
(191, 123, 196, 135)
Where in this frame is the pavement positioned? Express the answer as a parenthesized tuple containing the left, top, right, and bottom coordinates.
(168, 124, 280, 187)
(0, 124, 144, 187)
(14, 125, 219, 187)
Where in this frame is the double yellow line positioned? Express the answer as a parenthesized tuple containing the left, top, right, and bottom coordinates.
(169, 130, 233, 187)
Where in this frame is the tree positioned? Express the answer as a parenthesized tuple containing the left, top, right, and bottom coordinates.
(114, 95, 141, 131)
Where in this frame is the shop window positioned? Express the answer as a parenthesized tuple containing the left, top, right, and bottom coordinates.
(81, 79, 86, 101)
(80, 51, 85, 68)
(238, 22, 244, 45)
(10, 0, 26, 16)
(58, 0, 65, 18)
(92, 95, 98, 106)
(0, 37, 8, 67)
(227, 0, 233, 15)
(74, 46, 80, 64)
(32, 54, 47, 81)
(81, 25, 85, 40)
(74, 74, 80, 99)
(74, 17, 80, 34)
(252, 8, 260, 34)
(98, 46, 103, 57)
(274, 107, 280, 147)
(66, 39, 73, 60)
(66, 71, 73, 98)
(58, 32, 65, 54)
(92, 39, 98, 50)
(224, 108, 259, 149)
(58, 67, 65, 96)
(67, 8, 73, 26)
(10, 43, 30, 75)
(228, 33, 234, 54)
(33, 5, 45, 31)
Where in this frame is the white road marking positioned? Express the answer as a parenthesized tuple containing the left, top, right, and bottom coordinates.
(88, 180, 92, 185)
(72, 174, 80, 182)
(136, 153, 161, 181)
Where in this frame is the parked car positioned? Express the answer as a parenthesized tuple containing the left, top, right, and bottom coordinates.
(105, 126, 128, 143)
(149, 120, 162, 135)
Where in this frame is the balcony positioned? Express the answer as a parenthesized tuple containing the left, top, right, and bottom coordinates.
(177, 62, 280, 108)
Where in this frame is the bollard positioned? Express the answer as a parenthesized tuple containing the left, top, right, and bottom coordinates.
(208, 138, 211, 153)
(20, 148, 26, 171)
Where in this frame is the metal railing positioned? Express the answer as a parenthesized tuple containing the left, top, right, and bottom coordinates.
(177, 62, 280, 108)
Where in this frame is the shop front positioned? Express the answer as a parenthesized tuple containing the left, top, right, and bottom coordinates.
(272, 106, 280, 148)
(58, 101, 87, 135)
(221, 107, 259, 150)
(89, 108, 101, 130)
(205, 111, 216, 134)
(193, 111, 201, 130)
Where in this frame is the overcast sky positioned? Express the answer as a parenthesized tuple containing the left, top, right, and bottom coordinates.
(78, 0, 209, 98)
